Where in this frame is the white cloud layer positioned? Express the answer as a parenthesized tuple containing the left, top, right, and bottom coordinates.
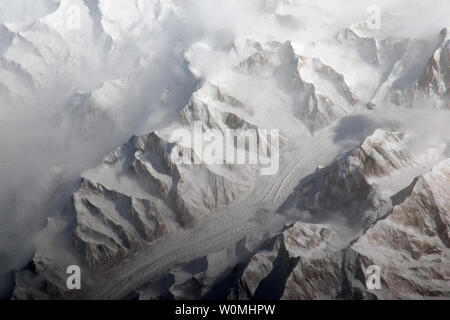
(0, 0, 449, 296)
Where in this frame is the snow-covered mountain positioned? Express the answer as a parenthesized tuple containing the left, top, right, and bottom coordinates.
(232, 138, 450, 300)
(1, 0, 449, 300)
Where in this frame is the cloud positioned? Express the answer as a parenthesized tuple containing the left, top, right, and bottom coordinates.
(0, 0, 449, 297)
(333, 114, 401, 147)
(0, 0, 60, 23)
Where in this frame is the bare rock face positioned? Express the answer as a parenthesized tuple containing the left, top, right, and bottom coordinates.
(232, 159, 450, 300)
(347, 159, 450, 299)
(72, 178, 169, 271)
(373, 27, 450, 110)
(234, 40, 359, 132)
(351, 130, 414, 177)
(230, 222, 344, 300)
(129, 234, 263, 300)
(179, 84, 257, 133)
(276, 42, 359, 132)
(280, 130, 414, 228)
(229, 127, 449, 300)
(70, 91, 259, 270)
(414, 27, 450, 108)
(5, 1, 449, 301)
(292, 55, 359, 131)
(336, 24, 449, 111)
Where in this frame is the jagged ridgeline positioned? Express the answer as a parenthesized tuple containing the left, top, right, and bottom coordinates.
(1, 0, 449, 300)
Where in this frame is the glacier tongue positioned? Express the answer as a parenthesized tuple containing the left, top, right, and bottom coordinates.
(3, 0, 450, 300)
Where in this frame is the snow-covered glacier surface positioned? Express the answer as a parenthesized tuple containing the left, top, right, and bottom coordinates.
(0, 0, 449, 299)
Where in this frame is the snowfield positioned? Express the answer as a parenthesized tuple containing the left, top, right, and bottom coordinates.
(1, 0, 449, 300)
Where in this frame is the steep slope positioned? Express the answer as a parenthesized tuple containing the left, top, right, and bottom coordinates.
(230, 222, 344, 300)
(236, 41, 360, 131)
(346, 159, 450, 299)
(280, 129, 417, 228)
(3, 0, 450, 300)
(70, 95, 261, 271)
(412, 27, 450, 108)
(231, 156, 450, 300)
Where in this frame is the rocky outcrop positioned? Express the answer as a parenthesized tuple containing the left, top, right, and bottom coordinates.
(336, 22, 382, 66)
(346, 159, 450, 299)
(280, 130, 415, 228)
(230, 222, 344, 300)
(6, 1, 449, 301)
(235, 40, 359, 131)
(413, 27, 450, 108)
(232, 158, 450, 300)
(71, 128, 256, 269)
(72, 178, 169, 271)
